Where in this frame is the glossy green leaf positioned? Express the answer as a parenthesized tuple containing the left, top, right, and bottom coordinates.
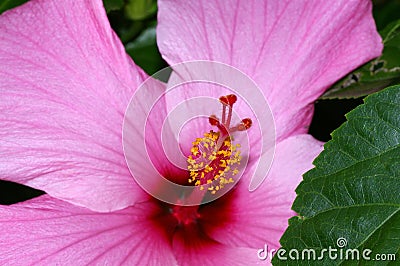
(273, 85, 400, 265)
(125, 25, 167, 75)
(103, 0, 124, 13)
(322, 20, 400, 99)
(0, 0, 28, 14)
(125, 0, 157, 20)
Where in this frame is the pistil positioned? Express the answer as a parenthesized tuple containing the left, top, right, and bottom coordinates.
(186, 94, 252, 194)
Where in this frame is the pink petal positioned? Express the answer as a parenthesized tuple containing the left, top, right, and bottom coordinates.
(123, 76, 189, 189)
(157, 0, 383, 141)
(0, 0, 149, 211)
(0, 195, 177, 265)
(172, 223, 267, 265)
(201, 134, 323, 251)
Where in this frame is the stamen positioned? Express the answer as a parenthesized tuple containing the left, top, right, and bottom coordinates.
(187, 131, 240, 194)
(187, 94, 251, 195)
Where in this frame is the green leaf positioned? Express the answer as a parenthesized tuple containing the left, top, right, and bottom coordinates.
(0, 0, 28, 14)
(322, 20, 400, 99)
(125, 25, 167, 75)
(273, 85, 400, 265)
(103, 0, 124, 13)
(125, 0, 157, 21)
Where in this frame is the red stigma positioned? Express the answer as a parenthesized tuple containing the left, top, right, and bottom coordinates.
(209, 94, 252, 135)
(208, 115, 220, 126)
(219, 94, 237, 107)
(238, 118, 252, 131)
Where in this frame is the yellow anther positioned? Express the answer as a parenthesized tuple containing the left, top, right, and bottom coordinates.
(187, 130, 242, 195)
(190, 171, 198, 177)
(208, 155, 216, 161)
(224, 139, 231, 146)
(191, 147, 199, 156)
(204, 165, 213, 173)
(219, 160, 227, 168)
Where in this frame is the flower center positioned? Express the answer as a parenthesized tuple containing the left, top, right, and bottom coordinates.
(171, 204, 201, 226)
(186, 94, 252, 194)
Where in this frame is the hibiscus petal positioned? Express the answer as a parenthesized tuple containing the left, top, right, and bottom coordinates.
(0, 0, 149, 211)
(157, 0, 383, 140)
(172, 223, 268, 265)
(201, 134, 323, 251)
(0, 195, 177, 265)
(123, 76, 190, 192)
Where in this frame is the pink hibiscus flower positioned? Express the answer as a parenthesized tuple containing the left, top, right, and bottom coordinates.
(0, 0, 382, 265)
